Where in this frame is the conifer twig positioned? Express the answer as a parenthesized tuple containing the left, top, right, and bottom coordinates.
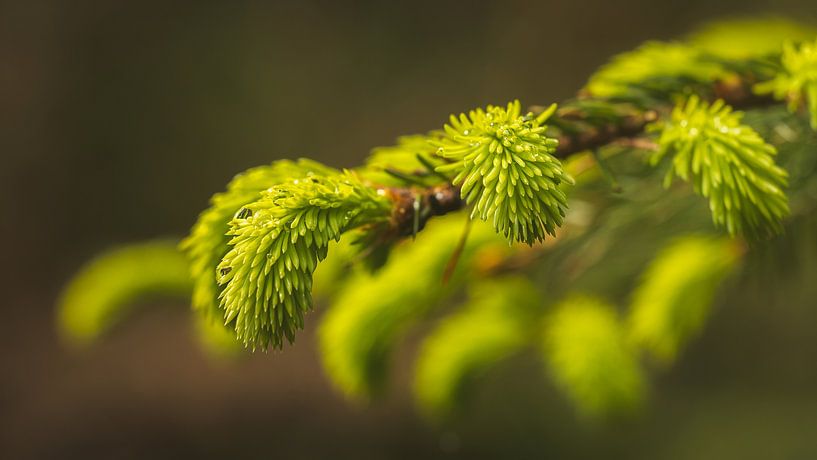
(385, 75, 778, 239)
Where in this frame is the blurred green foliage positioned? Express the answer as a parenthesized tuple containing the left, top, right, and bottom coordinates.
(58, 240, 192, 346)
(585, 41, 727, 100)
(318, 214, 511, 399)
(413, 277, 541, 418)
(756, 38, 817, 129)
(628, 236, 742, 363)
(688, 17, 817, 58)
(543, 295, 646, 417)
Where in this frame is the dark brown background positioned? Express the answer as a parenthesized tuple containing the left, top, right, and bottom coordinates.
(2, 1, 817, 458)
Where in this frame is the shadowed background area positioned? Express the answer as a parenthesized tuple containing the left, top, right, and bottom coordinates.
(2, 0, 817, 458)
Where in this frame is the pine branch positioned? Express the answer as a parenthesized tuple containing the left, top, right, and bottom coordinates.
(54, 17, 817, 418)
(384, 75, 781, 240)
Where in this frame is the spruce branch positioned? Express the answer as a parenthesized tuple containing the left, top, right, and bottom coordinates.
(383, 74, 783, 241)
(649, 95, 790, 238)
(216, 171, 391, 349)
(54, 17, 817, 422)
(173, 28, 809, 351)
(180, 159, 338, 322)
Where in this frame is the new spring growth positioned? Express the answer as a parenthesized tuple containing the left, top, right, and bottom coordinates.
(216, 171, 391, 349)
(650, 95, 789, 239)
(433, 101, 574, 245)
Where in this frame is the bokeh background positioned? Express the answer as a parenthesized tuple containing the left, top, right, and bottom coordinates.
(3, 1, 817, 458)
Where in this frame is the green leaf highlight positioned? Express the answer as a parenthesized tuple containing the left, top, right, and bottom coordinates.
(542, 296, 645, 417)
(413, 277, 540, 418)
(651, 95, 789, 238)
(628, 235, 742, 363)
(57, 240, 192, 346)
(688, 17, 817, 59)
(586, 42, 727, 100)
(755, 38, 817, 129)
(434, 100, 572, 244)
